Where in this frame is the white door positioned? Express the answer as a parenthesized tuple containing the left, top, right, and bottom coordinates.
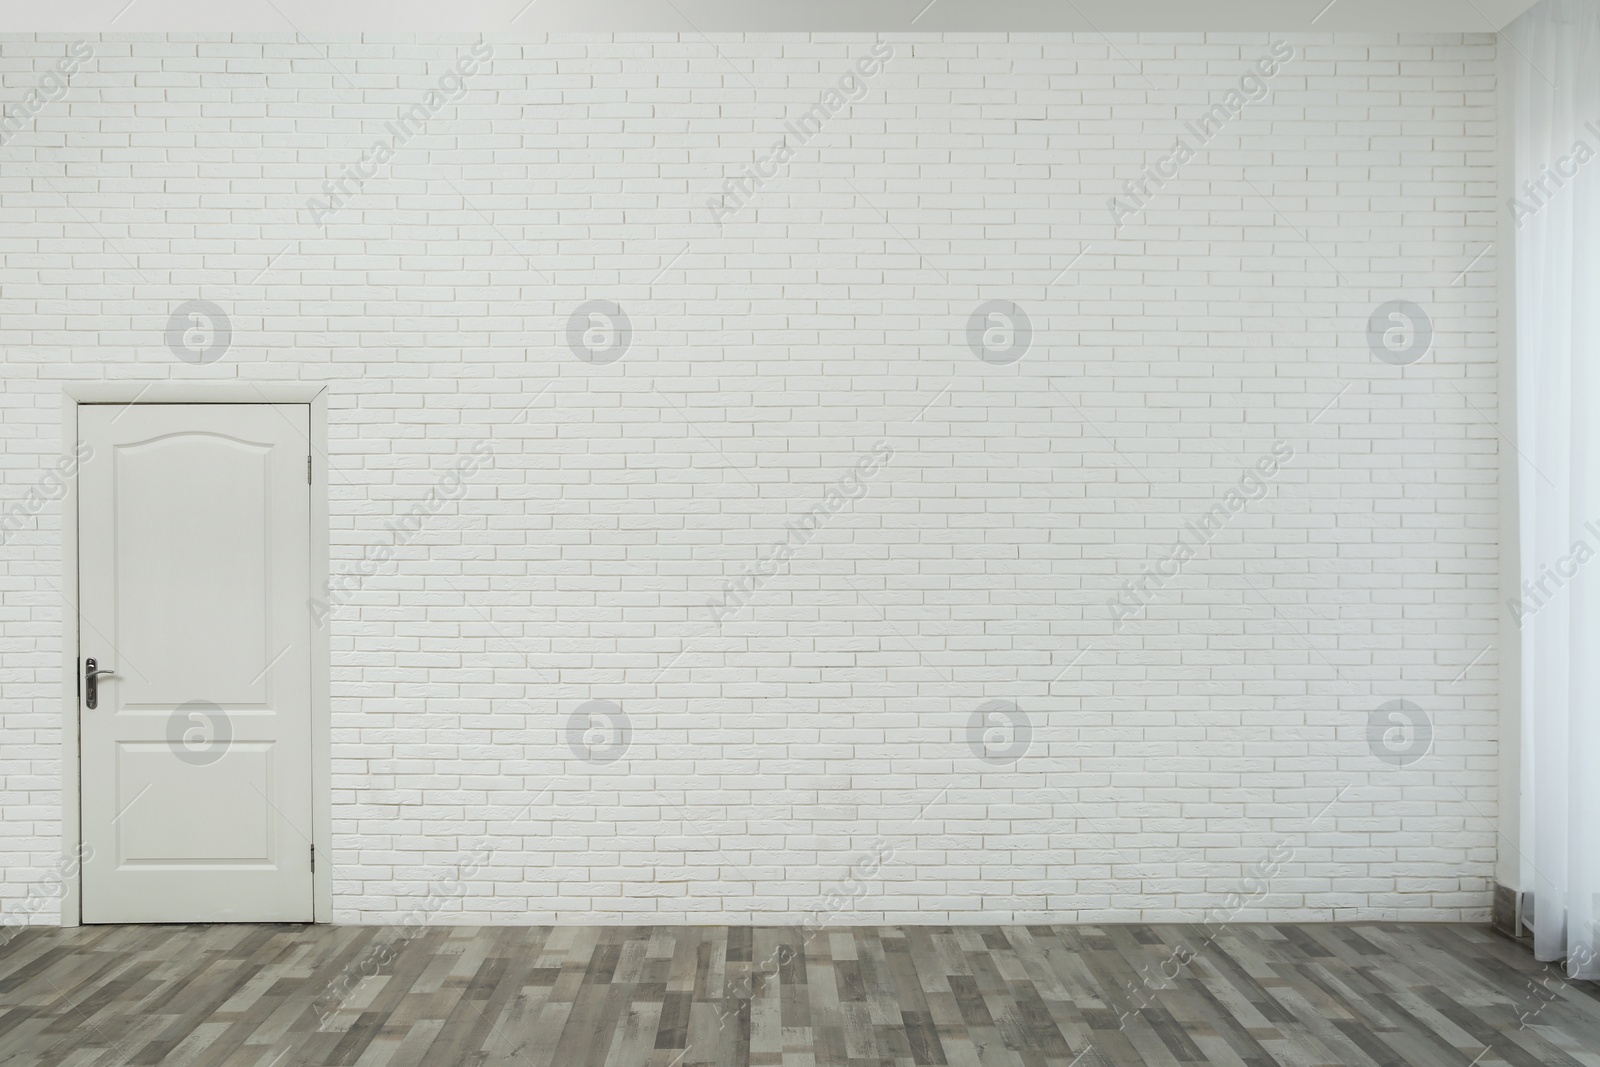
(78, 404, 314, 923)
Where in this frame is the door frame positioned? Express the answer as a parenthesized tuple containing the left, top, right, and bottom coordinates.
(59, 383, 331, 926)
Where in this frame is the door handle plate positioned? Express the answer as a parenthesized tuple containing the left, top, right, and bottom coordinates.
(85, 658, 115, 710)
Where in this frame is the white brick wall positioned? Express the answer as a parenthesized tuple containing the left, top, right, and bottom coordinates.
(0, 32, 1501, 925)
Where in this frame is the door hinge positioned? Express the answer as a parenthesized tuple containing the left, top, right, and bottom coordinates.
(307, 455, 312, 485)
(310, 844, 315, 873)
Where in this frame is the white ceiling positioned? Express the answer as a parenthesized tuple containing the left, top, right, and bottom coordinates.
(12, 0, 1546, 33)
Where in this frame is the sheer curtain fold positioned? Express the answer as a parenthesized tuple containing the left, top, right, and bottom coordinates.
(1512, 0, 1600, 980)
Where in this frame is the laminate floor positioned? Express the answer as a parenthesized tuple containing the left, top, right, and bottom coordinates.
(1, 922, 1595, 1067)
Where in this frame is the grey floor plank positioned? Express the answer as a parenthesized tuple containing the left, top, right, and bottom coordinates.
(0, 923, 1595, 1067)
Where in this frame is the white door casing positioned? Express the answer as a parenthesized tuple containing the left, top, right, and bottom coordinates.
(77, 404, 314, 923)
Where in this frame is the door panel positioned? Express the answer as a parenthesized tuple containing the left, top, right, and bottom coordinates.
(113, 742, 276, 864)
(78, 404, 313, 923)
(113, 432, 273, 707)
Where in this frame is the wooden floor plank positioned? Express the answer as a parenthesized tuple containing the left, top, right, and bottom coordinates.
(0, 923, 1594, 1067)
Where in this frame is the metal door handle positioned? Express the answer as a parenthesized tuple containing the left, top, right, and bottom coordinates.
(85, 658, 115, 709)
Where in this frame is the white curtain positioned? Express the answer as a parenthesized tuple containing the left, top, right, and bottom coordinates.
(1511, 0, 1600, 979)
